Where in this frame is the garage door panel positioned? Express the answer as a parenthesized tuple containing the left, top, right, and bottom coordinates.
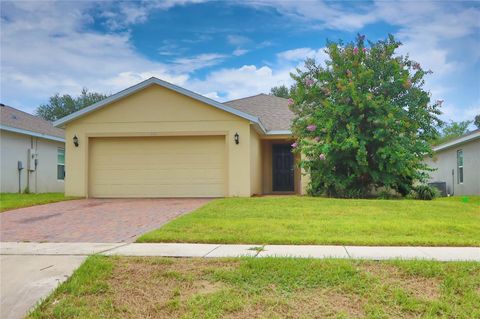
(90, 169, 224, 184)
(89, 136, 225, 197)
(92, 184, 225, 198)
(92, 155, 223, 168)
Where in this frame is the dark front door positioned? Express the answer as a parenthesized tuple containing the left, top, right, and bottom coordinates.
(272, 144, 294, 192)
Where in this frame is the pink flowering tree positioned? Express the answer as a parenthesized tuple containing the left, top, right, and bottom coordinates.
(289, 34, 442, 197)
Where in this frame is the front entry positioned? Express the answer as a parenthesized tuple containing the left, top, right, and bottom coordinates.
(272, 144, 294, 192)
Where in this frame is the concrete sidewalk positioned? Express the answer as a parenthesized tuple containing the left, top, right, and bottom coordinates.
(1, 255, 85, 319)
(1, 242, 478, 319)
(2, 242, 480, 261)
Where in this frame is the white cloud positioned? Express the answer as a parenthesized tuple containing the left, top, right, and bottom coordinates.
(258, 1, 478, 122)
(0, 1, 215, 113)
(172, 53, 227, 72)
(157, 41, 185, 56)
(103, 71, 189, 91)
(232, 48, 249, 56)
(227, 35, 251, 46)
(0, 0, 293, 112)
(227, 35, 252, 57)
(187, 64, 294, 102)
(202, 91, 221, 100)
(440, 102, 480, 124)
(374, 1, 480, 121)
(1, 0, 478, 125)
(99, 0, 207, 30)
(248, 0, 377, 31)
(277, 47, 328, 65)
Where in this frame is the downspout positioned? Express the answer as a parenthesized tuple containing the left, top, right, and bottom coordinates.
(26, 136, 33, 192)
(35, 137, 38, 193)
(451, 169, 455, 196)
(17, 161, 23, 193)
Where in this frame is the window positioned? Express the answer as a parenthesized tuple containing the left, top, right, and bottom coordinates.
(57, 148, 65, 180)
(457, 150, 463, 184)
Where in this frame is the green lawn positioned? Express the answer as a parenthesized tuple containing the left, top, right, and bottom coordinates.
(29, 256, 480, 319)
(0, 193, 79, 212)
(137, 196, 480, 246)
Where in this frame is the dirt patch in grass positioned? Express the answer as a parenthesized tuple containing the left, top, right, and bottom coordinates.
(104, 258, 370, 318)
(221, 288, 365, 318)
(291, 289, 365, 318)
(29, 257, 480, 319)
(360, 262, 441, 300)
(107, 257, 232, 318)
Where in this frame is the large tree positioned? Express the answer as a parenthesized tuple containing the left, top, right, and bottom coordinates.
(434, 120, 472, 145)
(36, 88, 108, 121)
(270, 85, 291, 98)
(289, 35, 442, 198)
(475, 114, 480, 129)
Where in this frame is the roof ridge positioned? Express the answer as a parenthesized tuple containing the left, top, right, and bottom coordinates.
(224, 93, 290, 104)
(223, 93, 267, 104)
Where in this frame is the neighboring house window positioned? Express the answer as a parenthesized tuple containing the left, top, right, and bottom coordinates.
(57, 148, 65, 180)
(457, 150, 463, 184)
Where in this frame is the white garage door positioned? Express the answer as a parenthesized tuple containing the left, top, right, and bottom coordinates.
(89, 136, 225, 197)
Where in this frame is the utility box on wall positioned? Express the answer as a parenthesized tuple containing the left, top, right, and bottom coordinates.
(27, 148, 37, 171)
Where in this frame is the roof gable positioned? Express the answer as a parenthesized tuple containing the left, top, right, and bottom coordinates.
(70, 84, 252, 125)
(53, 77, 267, 133)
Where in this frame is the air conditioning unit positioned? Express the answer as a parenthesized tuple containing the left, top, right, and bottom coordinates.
(27, 148, 37, 171)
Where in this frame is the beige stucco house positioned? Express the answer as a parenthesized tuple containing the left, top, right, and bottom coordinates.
(54, 77, 307, 198)
(1, 104, 65, 193)
(425, 129, 480, 196)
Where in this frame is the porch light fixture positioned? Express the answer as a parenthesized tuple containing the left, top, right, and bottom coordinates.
(234, 133, 240, 145)
(73, 135, 79, 147)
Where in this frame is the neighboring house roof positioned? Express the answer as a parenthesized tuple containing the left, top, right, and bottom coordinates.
(433, 129, 480, 152)
(224, 94, 293, 134)
(53, 77, 271, 134)
(0, 104, 65, 142)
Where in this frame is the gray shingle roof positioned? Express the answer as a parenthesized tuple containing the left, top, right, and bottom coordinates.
(224, 94, 293, 131)
(0, 104, 65, 139)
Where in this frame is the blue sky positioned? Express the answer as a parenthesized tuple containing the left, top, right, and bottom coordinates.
(1, 0, 479, 123)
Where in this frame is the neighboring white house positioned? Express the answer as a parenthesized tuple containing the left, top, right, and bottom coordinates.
(0, 104, 65, 193)
(425, 129, 480, 196)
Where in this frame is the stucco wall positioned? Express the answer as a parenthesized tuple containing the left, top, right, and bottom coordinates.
(249, 128, 263, 195)
(0, 130, 64, 193)
(300, 152, 310, 195)
(425, 138, 480, 195)
(261, 140, 273, 194)
(64, 84, 252, 197)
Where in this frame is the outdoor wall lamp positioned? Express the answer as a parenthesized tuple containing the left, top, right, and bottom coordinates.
(73, 135, 79, 147)
(234, 133, 240, 145)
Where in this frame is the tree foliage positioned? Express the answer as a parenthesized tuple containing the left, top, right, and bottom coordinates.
(36, 88, 108, 121)
(475, 114, 480, 129)
(289, 35, 442, 198)
(434, 120, 472, 145)
(270, 84, 293, 98)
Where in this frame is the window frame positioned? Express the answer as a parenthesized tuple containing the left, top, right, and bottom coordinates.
(57, 148, 65, 181)
(456, 149, 463, 184)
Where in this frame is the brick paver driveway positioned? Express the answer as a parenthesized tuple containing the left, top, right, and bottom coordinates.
(0, 198, 211, 243)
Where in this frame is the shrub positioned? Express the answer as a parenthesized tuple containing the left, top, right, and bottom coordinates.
(377, 190, 401, 200)
(289, 34, 442, 198)
(414, 185, 439, 200)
